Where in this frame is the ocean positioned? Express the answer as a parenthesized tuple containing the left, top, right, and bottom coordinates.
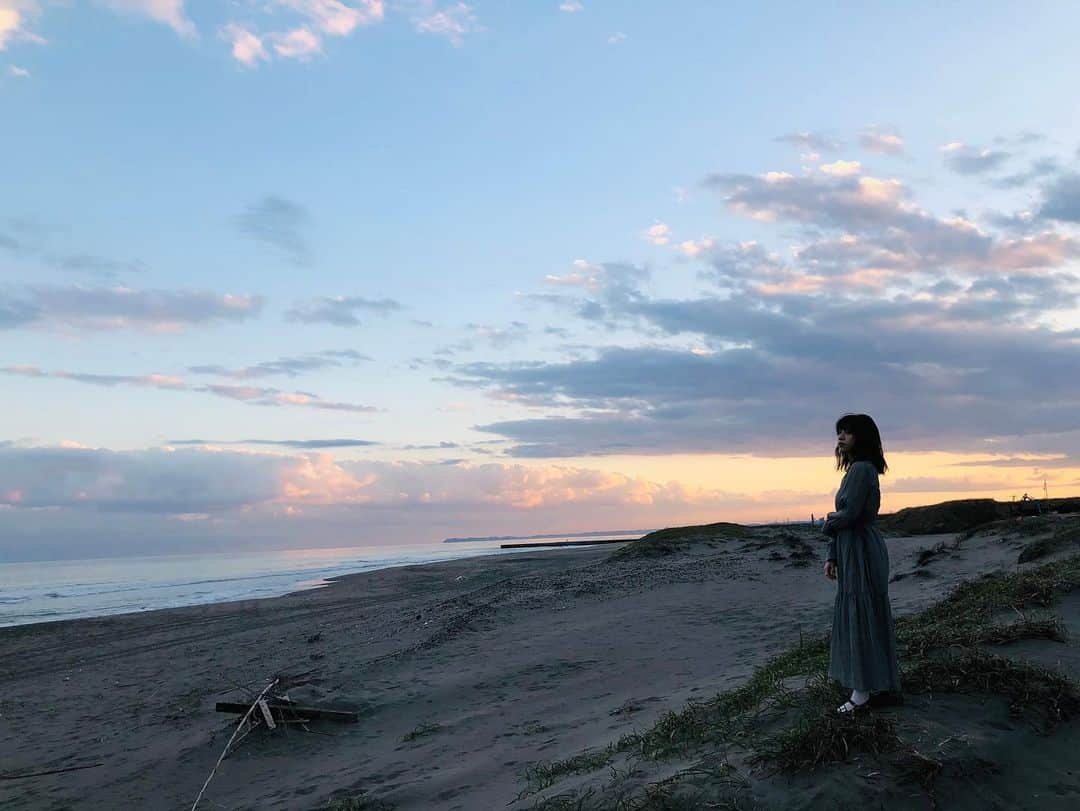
(0, 536, 631, 628)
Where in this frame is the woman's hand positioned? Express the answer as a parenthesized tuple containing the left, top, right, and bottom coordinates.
(823, 561, 837, 580)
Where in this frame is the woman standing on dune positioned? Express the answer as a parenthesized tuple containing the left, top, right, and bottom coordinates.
(823, 413, 901, 713)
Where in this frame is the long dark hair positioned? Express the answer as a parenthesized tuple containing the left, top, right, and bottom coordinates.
(835, 413, 888, 474)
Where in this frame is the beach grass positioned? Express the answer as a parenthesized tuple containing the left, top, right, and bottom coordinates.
(902, 651, 1080, 731)
(531, 754, 752, 811)
(609, 523, 752, 561)
(1017, 523, 1080, 564)
(324, 791, 396, 810)
(521, 552, 1080, 807)
(400, 721, 443, 743)
(753, 707, 899, 771)
(915, 541, 948, 566)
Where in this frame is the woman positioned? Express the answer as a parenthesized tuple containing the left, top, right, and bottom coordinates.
(823, 413, 901, 713)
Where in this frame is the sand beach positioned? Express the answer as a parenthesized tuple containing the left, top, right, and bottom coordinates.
(2, 503, 1079, 810)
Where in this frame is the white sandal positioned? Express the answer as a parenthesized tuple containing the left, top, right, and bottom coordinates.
(837, 699, 869, 714)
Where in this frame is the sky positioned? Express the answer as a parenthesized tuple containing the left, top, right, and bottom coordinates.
(2, 1, 1080, 561)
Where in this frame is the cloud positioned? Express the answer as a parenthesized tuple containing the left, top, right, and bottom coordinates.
(235, 195, 311, 265)
(544, 259, 603, 289)
(0, 444, 751, 520)
(278, 0, 384, 35)
(698, 241, 787, 287)
(458, 302, 1080, 457)
(859, 126, 904, 155)
(994, 157, 1060, 190)
(101, 0, 196, 38)
(0, 445, 289, 513)
(642, 222, 672, 245)
(0, 0, 43, 51)
(47, 253, 147, 279)
(188, 349, 371, 379)
(449, 141, 1080, 459)
(170, 438, 379, 449)
(271, 26, 322, 59)
(3, 364, 377, 412)
(940, 141, 1012, 175)
(0, 296, 39, 327)
(889, 476, 1011, 493)
(285, 295, 403, 326)
(607, 31, 626, 45)
(775, 132, 842, 155)
(947, 455, 1075, 469)
(219, 1, 383, 65)
(820, 159, 861, 177)
(7, 63, 28, 77)
(0, 218, 147, 279)
(407, 1, 479, 46)
(220, 23, 268, 67)
(703, 170, 908, 227)
(559, 1, 583, 11)
(0, 444, 745, 516)
(676, 237, 716, 258)
(3, 365, 186, 389)
(702, 170, 1078, 277)
(0, 285, 263, 332)
(200, 383, 377, 412)
(466, 321, 529, 349)
(1, 444, 841, 561)
(1040, 173, 1080, 223)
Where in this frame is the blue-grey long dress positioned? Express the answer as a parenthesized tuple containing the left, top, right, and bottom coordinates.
(823, 460, 901, 693)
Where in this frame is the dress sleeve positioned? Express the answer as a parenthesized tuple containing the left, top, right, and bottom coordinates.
(823, 462, 876, 536)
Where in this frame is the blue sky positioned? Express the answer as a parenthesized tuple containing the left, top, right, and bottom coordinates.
(2, 1, 1080, 560)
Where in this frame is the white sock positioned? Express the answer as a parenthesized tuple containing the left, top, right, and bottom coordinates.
(851, 689, 869, 705)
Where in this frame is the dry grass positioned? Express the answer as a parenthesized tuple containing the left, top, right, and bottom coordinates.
(609, 523, 752, 561)
(519, 552, 1080, 807)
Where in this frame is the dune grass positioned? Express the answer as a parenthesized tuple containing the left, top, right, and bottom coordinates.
(1017, 523, 1080, 564)
(532, 755, 752, 811)
(400, 721, 443, 743)
(324, 792, 395, 810)
(902, 651, 1080, 732)
(915, 541, 949, 567)
(520, 552, 1080, 807)
(609, 523, 752, 561)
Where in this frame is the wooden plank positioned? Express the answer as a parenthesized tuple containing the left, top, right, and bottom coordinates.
(1, 762, 104, 781)
(257, 699, 277, 730)
(215, 701, 359, 723)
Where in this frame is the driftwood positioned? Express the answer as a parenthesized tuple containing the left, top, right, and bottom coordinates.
(215, 700, 358, 723)
(1, 762, 104, 781)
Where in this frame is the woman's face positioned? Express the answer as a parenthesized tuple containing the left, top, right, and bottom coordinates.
(837, 427, 855, 455)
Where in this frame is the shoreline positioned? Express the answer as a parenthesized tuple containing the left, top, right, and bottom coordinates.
(0, 542, 607, 630)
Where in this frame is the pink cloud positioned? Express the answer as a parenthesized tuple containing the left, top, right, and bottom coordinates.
(220, 23, 268, 67)
(0, 0, 43, 50)
(271, 26, 322, 59)
(102, 0, 196, 38)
